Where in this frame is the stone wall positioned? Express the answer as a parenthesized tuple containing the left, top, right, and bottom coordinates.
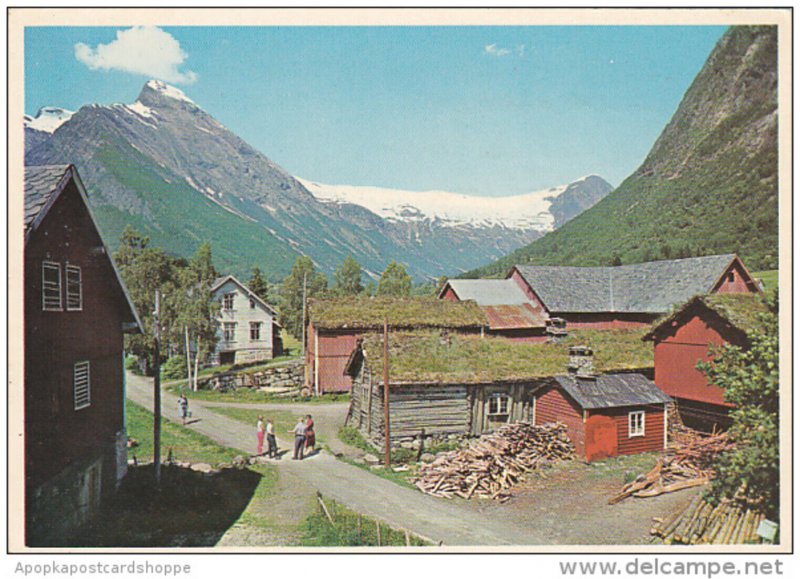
(199, 360, 305, 396)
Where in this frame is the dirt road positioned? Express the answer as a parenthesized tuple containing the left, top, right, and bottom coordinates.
(126, 372, 698, 547)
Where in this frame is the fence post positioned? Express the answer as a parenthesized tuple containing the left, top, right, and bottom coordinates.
(376, 520, 382, 547)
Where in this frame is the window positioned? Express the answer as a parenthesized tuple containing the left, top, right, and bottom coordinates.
(74, 361, 91, 410)
(488, 394, 510, 415)
(42, 261, 62, 311)
(250, 298, 256, 309)
(728, 272, 736, 283)
(628, 410, 645, 437)
(250, 322, 261, 341)
(65, 265, 82, 311)
(222, 293, 235, 311)
(223, 322, 237, 342)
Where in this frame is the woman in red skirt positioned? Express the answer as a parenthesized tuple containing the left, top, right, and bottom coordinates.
(304, 414, 316, 453)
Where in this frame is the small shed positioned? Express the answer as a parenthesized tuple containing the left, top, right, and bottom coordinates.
(534, 367, 672, 462)
(306, 297, 487, 394)
(343, 328, 656, 459)
(643, 294, 770, 431)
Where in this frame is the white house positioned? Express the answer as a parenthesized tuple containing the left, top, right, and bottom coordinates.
(210, 275, 282, 365)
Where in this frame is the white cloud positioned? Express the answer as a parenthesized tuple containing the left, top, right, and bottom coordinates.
(484, 43, 511, 57)
(75, 26, 197, 84)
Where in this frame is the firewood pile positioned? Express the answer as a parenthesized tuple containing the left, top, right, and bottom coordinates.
(608, 428, 734, 505)
(413, 422, 575, 502)
(651, 493, 765, 544)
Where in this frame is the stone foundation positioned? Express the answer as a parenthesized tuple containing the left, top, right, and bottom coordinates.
(199, 360, 305, 396)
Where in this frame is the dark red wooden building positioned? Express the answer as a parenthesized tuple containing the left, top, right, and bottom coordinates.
(24, 165, 142, 545)
(643, 294, 769, 432)
(306, 297, 487, 394)
(533, 370, 671, 462)
(508, 254, 761, 330)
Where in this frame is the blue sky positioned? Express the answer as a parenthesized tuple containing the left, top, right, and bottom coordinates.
(25, 25, 727, 196)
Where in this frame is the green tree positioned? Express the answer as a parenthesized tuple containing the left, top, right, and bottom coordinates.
(698, 292, 779, 520)
(376, 260, 412, 297)
(248, 266, 270, 301)
(114, 227, 183, 374)
(279, 256, 328, 339)
(333, 255, 363, 296)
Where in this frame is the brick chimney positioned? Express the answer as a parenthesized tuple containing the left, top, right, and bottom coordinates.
(567, 345, 594, 378)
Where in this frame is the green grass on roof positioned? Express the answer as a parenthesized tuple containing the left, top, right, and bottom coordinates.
(359, 328, 652, 384)
(308, 297, 487, 330)
(700, 293, 771, 333)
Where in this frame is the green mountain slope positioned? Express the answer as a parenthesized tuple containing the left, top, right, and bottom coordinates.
(466, 25, 778, 278)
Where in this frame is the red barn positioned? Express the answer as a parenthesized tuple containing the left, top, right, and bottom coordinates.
(24, 165, 143, 545)
(437, 279, 548, 341)
(508, 254, 761, 330)
(643, 294, 770, 432)
(306, 297, 487, 394)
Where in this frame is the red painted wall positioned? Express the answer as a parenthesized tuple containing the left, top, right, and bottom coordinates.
(306, 325, 359, 393)
(560, 312, 656, 330)
(711, 261, 759, 294)
(653, 314, 738, 407)
(441, 286, 459, 301)
(598, 405, 666, 456)
(534, 385, 586, 458)
(25, 180, 128, 490)
(508, 268, 548, 311)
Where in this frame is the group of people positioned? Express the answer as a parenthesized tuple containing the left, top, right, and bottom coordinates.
(178, 393, 317, 461)
(256, 414, 316, 460)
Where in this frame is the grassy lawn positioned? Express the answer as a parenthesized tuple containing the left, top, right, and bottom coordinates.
(209, 407, 325, 446)
(300, 495, 432, 547)
(126, 400, 241, 465)
(166, 382, 349, 405)
(752, 269, 778, 292)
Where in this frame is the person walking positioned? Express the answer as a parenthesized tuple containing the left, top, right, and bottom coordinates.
(290, 417, 307, 460)
(178, 394, 189, 426)
(266, 418, 278, 459)
(256, 415, 265, 456)
(304, 414, 316, 454)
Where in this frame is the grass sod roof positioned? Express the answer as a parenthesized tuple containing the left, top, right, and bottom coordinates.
(356, 328, 653, 385)
(643, 293, 771, 341)
(308, 296, 487, 330)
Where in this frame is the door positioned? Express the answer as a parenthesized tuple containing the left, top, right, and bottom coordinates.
(585, 414, 618, 462)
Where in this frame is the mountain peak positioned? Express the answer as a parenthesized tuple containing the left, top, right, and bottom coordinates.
(138, 79, 196, 107)
(24, 106, 74, 134)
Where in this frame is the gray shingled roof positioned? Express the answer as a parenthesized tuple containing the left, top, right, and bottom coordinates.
(443, 278, 530, 306)
(25, 165, 72, 234)
(515, 254, 739, 314)
(554, 373, 671, 409)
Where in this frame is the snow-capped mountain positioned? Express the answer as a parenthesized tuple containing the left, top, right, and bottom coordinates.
(24, 106, 75, 133)
(300, 175, 613, 233)
(25, 79, 613, 280)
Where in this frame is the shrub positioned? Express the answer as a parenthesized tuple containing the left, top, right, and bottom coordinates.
(162, 356, 188, 380)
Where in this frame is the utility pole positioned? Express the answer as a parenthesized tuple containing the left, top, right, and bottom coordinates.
(383, 318, 391, 468)
(153, 290, 162, 486)
(301, 272, 308, 357)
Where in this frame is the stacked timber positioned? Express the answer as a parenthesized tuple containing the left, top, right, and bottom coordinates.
(413, 422, 574, 502)
(651, 495, 765, 544)
(609, 429, 734, 504)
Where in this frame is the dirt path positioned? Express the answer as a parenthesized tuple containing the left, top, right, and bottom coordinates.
(126, 372, 698, 546)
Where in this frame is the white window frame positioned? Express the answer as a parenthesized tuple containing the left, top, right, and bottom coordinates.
(222, 293, 235, 311)
(223, 322, 237, 342)
(42, 261, 62, 311)
(65, 264, 83, 311)
(250, 321, 262, 341)
(628, 410, 645, 438)
(488, 394, 511, 416)
(74, 361, 91, 410)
